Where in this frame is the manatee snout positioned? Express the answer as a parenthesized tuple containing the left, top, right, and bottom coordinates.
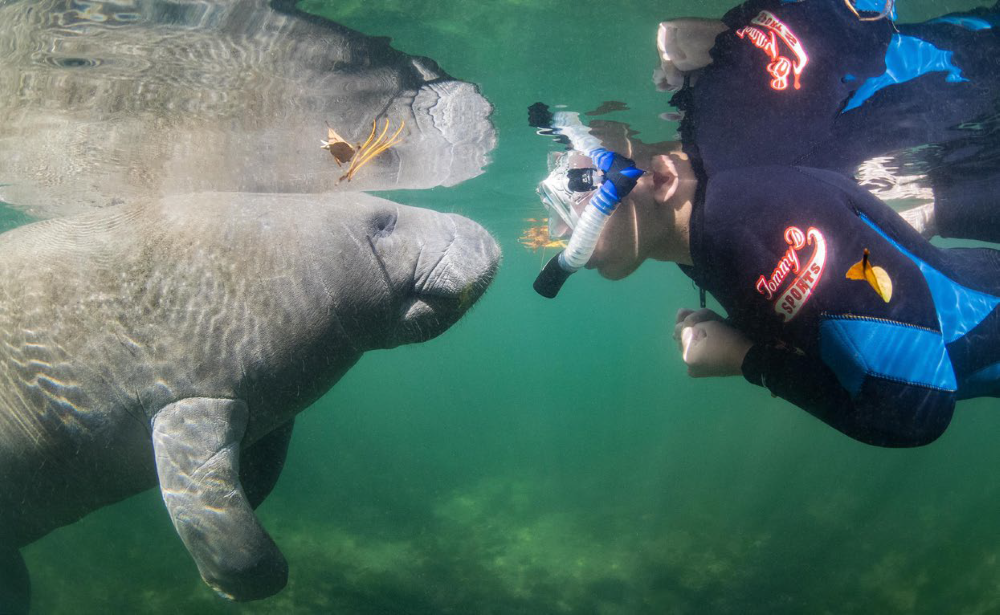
(415, 213, 501, 298)
(386, 210, 500, 346)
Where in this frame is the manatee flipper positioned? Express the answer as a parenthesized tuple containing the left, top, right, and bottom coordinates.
(240, 419, 294, 510)
(0, 548, 30, 615)
(152, 398, 288, 601)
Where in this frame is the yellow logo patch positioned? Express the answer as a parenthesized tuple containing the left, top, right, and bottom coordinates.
(846, 248, 893, 303)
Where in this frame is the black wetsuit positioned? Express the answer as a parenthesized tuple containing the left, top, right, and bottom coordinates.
(685, 165, 1000, 447)
(673, 0, 1000, 240)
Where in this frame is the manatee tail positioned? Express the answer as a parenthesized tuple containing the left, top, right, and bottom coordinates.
(0, 548, 30, 615)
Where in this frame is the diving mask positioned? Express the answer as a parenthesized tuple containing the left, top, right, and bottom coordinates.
(537, 150, 601, 240)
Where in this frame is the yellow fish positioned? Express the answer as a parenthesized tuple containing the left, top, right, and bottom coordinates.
(846, 248, 893, 303)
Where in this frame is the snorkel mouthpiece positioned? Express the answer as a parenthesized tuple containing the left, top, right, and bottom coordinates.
(534, 251, 574, 298)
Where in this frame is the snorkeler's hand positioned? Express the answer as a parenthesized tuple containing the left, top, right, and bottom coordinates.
(674, 308, 753, 378)
(653, 19, 727, 92)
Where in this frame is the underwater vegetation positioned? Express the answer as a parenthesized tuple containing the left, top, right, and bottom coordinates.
(24, 402, 1000, 615)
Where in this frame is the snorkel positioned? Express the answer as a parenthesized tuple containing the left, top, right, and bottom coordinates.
(528, 103, 645, 298)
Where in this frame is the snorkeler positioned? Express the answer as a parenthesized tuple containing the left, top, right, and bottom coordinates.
(655, 0, 1000, 241)
(525, 0, 1000, 448)
(531, 108, 1000, 447)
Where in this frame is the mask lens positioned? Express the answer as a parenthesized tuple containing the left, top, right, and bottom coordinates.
(537, 151, 596, 240)
(546, 209, 572, 239)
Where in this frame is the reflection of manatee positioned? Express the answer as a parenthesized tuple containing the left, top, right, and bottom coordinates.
(0, 192, 500, 612)
(0, 0, 496, 218)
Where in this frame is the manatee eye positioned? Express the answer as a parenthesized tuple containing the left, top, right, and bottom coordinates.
(46, 56, 102, 69)
(372, 212, 397, 239)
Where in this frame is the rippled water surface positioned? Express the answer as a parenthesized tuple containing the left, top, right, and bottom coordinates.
(7, 0, 1000, 613)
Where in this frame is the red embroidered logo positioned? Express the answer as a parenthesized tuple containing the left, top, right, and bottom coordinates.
(755, 226, 827, 322)
(735, 11, 809, 91)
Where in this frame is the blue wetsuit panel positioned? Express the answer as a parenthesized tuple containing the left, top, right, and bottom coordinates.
(843, 34, 967, 112)
(962, 362, 1000, 399)
(819, 316, 956, 395)
(860, 213, 1000, 343)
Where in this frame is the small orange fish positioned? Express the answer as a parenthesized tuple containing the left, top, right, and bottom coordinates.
(846, 248, 893, 302)
(519, 221, 566, 251)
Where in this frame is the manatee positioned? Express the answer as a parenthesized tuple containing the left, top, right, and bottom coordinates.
(0, 192, 500, 611)
(0, 0, 496, 218)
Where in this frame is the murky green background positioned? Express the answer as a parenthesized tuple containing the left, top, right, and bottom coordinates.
(8, 0, 1000, 613)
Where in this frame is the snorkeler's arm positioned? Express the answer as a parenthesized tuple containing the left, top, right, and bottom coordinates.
(671, 304, 949, 447)
(698, 166, 957, 447)
(740, 342, 953, 447)
(672, 307, 955, 447)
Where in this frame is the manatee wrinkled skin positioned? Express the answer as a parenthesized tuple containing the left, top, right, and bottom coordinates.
(0, 0, 496, 218)
(0, 192, 500, 609)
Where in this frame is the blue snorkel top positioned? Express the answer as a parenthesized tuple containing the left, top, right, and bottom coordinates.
(528, 103, 644, 298)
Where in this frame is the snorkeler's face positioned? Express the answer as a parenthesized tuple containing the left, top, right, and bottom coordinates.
(585, 154, 682, 280)
(585, 174, 652, 280)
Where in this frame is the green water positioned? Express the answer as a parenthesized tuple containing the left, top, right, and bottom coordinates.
(10, 0, 1000, 613)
